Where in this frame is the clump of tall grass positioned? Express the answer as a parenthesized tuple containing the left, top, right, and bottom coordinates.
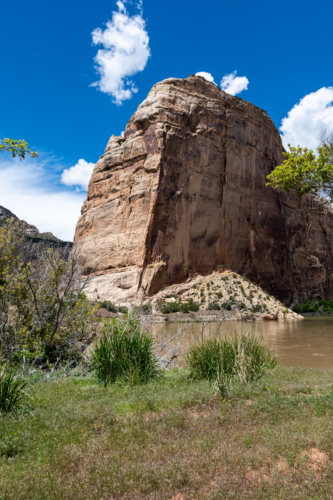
(186, 331, 277, 385)
(92, 317, 161, 386)
(0, 363, 29, 415)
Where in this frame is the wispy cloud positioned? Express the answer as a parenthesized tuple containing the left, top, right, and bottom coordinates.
(0, 154, 86, 241)
(280, 87, 333, 150)
(61, 159, 95, 191)
(220, 71, 249, 96)
(91, 0, 150, 105)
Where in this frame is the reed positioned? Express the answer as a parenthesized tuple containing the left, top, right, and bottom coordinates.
(92, 317, 160, 386)
(0, 363, 29, 415)
(186, 331, 277, 384)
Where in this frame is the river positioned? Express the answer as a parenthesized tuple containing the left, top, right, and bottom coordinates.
(152, 317, 333, 369)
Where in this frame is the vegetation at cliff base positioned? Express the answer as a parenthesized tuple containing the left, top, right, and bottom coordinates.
(158, 298, 199, 314)
(266, 133, 333, 201)
(292, 299, 333, 314)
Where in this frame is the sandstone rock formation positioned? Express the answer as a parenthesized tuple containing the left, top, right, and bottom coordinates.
(73, 76, 333, 305)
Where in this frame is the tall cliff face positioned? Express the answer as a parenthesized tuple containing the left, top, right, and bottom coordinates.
(73, 75, 333, 304)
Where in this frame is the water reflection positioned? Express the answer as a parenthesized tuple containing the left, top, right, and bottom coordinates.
(152, 317, 333, 369)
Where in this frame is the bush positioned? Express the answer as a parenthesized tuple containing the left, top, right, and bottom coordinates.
(99, 301, 118, 313)
(161, 302, 181, 314)
(186, 332, 277, 384)
(0, 363, 29, 415)
(140, 304, 152, 315)
(92, 317, 160, 386)
(161, 299, 199, 314)
(292, 300, 322, 314)
(207, 302, 220, 311)
(221, 302, 232, 310)
(180, 299, 199, 313)
(251, 304, 263, 313)
(0, 220, 98, 365)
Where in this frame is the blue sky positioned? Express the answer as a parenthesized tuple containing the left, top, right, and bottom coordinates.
(1, 0, 333, 240)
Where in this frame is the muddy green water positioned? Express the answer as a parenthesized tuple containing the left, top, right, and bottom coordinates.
(152, 317, 333, 369)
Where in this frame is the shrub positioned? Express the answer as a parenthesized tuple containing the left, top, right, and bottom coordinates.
(251, 304, 263, 313)
(207, 301, 220, 311)
(0, 220, 98, 365)
(99, 301, 118, 313)
(161, 302, 181, 314)
(0, 363, 29, 415)
(92, 317, 160, 386)
(186, 332, 277, 384)
(180, 299, 199, 313)
(292, 300, 323, 314)
(238, 302, 246, 309)
(117, 306, 128, 314)
(222, 302, 232, 310)
(161, 299, 199, 314)
(99, 301, 128, 314)
(139, 304, 152, 315)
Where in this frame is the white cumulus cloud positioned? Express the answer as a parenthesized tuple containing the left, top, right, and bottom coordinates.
(220, 71, 249, 96)
(91, 0, 150, 105)
(280, 87, 333, 150)
(61, 159, 95, 191)
(0, 155, 86, 241)
(195, 72, 215, 83)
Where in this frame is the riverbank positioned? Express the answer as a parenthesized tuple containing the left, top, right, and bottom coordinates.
(2, 366, 333, 499)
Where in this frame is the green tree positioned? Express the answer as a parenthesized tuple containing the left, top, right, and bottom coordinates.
(266, 135, 333, 201)
(0, 138, 38, 159)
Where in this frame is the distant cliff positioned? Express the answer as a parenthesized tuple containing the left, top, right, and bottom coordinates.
(73, 75, 333, 305)
(0, 205, 72, 251)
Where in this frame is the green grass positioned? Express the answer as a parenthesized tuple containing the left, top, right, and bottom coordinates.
(0, 363, 29, 415)
(186, 332, 277, 384)
(92, 317, 160, 386)
(2, 367, 333, 498)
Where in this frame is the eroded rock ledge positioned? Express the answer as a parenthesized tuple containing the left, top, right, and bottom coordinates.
(74, 75, 333, 306)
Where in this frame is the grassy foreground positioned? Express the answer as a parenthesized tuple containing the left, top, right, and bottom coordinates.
(2, 368, 333, 499)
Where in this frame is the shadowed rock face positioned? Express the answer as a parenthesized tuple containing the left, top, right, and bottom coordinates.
(73, 75, 333, 304)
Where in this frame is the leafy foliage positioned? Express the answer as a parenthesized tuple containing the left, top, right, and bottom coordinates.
(221, 302, 232, 310)
(186, 332, 277, 384)
(0, 219, 98, 365)
(266, 143, 333, 200)
(92, 317, 160, 386)
(99, 301, 118, 313)
(292, 299, 333, 314)
(0, 138, 38, 159)
(160, 299, 199, 314)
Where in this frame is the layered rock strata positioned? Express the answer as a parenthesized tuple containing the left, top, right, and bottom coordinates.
(74, 76, 333, 304)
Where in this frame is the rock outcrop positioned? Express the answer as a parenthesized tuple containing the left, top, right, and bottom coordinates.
(73, 76, 333, 305)
(0, 205, 72, 251)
